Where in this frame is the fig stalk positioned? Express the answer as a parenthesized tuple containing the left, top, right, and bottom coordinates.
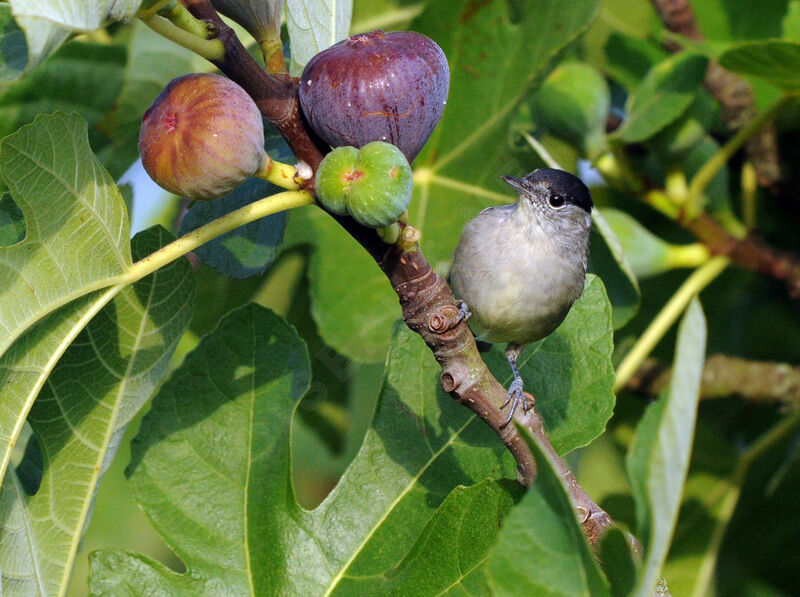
(254, 154, 303, 190)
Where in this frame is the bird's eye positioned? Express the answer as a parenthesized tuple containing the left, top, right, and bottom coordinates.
(548, 194, 566, 209)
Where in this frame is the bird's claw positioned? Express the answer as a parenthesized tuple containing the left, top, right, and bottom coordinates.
(500, 378, 529, 427)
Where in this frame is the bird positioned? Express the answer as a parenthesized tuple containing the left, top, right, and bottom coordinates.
(449, 168, 593, 426)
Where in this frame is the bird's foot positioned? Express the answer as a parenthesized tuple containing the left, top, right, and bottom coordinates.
(500, 378, 530, 427)
(454, 300, 471, 324)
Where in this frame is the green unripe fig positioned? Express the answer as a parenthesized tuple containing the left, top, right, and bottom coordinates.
(139, 73, 266, 200)
(316, 141, 413, 228)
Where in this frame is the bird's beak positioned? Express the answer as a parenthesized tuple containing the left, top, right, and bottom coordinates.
(501, 175, 526, 194)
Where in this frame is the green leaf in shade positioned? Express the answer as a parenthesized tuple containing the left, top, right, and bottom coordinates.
(616, 53, 708, 143)
(685, 135, 734, 217)
(0, 40, 126, 145)
(590, 210, 641, 329)
(719, 40, 800, 90)
(532, 61, 610, 155)
(0, 7, 69, 80)
(599, 525, 639, 597)
(179, 179, 287, 279)
(334, 479, 522, 595)
(601, 32, 666, 91)
(600, 208, 709, 279)
(487, 426, 611, 597)
(484, 275, 615, 455)
(0, 226, 195, 596)
(98, 20, 206, 179)
(0, 193, 25, 246)
(0, 4, 27, 84)
(287, 206, 398, 364)
(89, 320, 518, 595)
(0, 113, 133, 484)
(285, 0, 353, 76)
(305, 0, 600, 363)
(626, 299, 707, 597)
(783, 1, 800, 40)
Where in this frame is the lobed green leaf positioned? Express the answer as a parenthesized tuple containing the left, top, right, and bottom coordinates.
(0, 226, 194, 596)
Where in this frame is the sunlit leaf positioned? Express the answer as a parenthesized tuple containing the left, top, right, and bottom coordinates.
(487, 426, 611, 596)
(627, 299, 707, 597)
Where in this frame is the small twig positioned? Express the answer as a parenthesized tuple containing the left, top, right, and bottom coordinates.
(627, 355, 800, 407)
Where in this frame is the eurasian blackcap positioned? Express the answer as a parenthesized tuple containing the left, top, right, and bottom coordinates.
(449, 168, 593, 425)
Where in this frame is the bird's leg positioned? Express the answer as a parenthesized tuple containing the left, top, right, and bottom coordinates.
(501, 343, 529, 427)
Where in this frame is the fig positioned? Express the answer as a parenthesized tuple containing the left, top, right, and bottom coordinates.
(299, 30, 449, 162)
(316, 141, 413, 228)
(139, 73, 266, 200)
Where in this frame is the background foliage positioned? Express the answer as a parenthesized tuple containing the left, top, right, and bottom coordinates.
(0, 0, 799, 596)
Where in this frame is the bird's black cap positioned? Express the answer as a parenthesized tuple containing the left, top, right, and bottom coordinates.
(503, 168, 593, 213)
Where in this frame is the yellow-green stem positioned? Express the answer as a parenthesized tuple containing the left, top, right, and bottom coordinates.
(140, 13, 225, 61)
(121, 190, 313, 285)
(255, 154, 303, 190)
(615, 256, 729, 391)
(741, 161, 758, 230)
(161, 1, 214, 39)
(686, 94, 794, 218)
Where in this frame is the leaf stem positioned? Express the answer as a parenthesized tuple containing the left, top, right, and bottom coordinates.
(615, 256, 729, 391)
(122, 190, 313, 285)
(686, 94, 793, 218)
(140, 13, 225, 61)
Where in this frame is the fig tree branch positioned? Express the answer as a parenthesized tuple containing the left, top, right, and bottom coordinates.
(175, 0, 615, 546)
(626, 355, 800, 407)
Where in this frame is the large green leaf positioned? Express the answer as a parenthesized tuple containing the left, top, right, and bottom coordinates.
(719, 40, 800, 90)
(286, 0, 353, 75)
(89, 315, 520, 595)
(334, 479, 521, 595)
(484, 275, 615, 455)
(307, 0, 601, 362)
(616, 53, 709, 143)
(627, 299, 707, 597)
(487, 426, 611, 597)
(0, 113, 133, 484)
(0, 226, 195, 596)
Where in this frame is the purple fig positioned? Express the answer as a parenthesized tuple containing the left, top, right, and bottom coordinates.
(299, 30, 449, 162)
(139, 73, 266, 200)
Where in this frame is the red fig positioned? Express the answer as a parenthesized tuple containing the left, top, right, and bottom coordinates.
(139, 73, 266, 200)
(299, 30, 449, 162)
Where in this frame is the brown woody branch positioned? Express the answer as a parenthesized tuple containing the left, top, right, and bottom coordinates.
(650, 0, 782, 189)
(179, 0, 614, 545)
(683, 213, 800, 298)
(627, 355, 800, 407)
